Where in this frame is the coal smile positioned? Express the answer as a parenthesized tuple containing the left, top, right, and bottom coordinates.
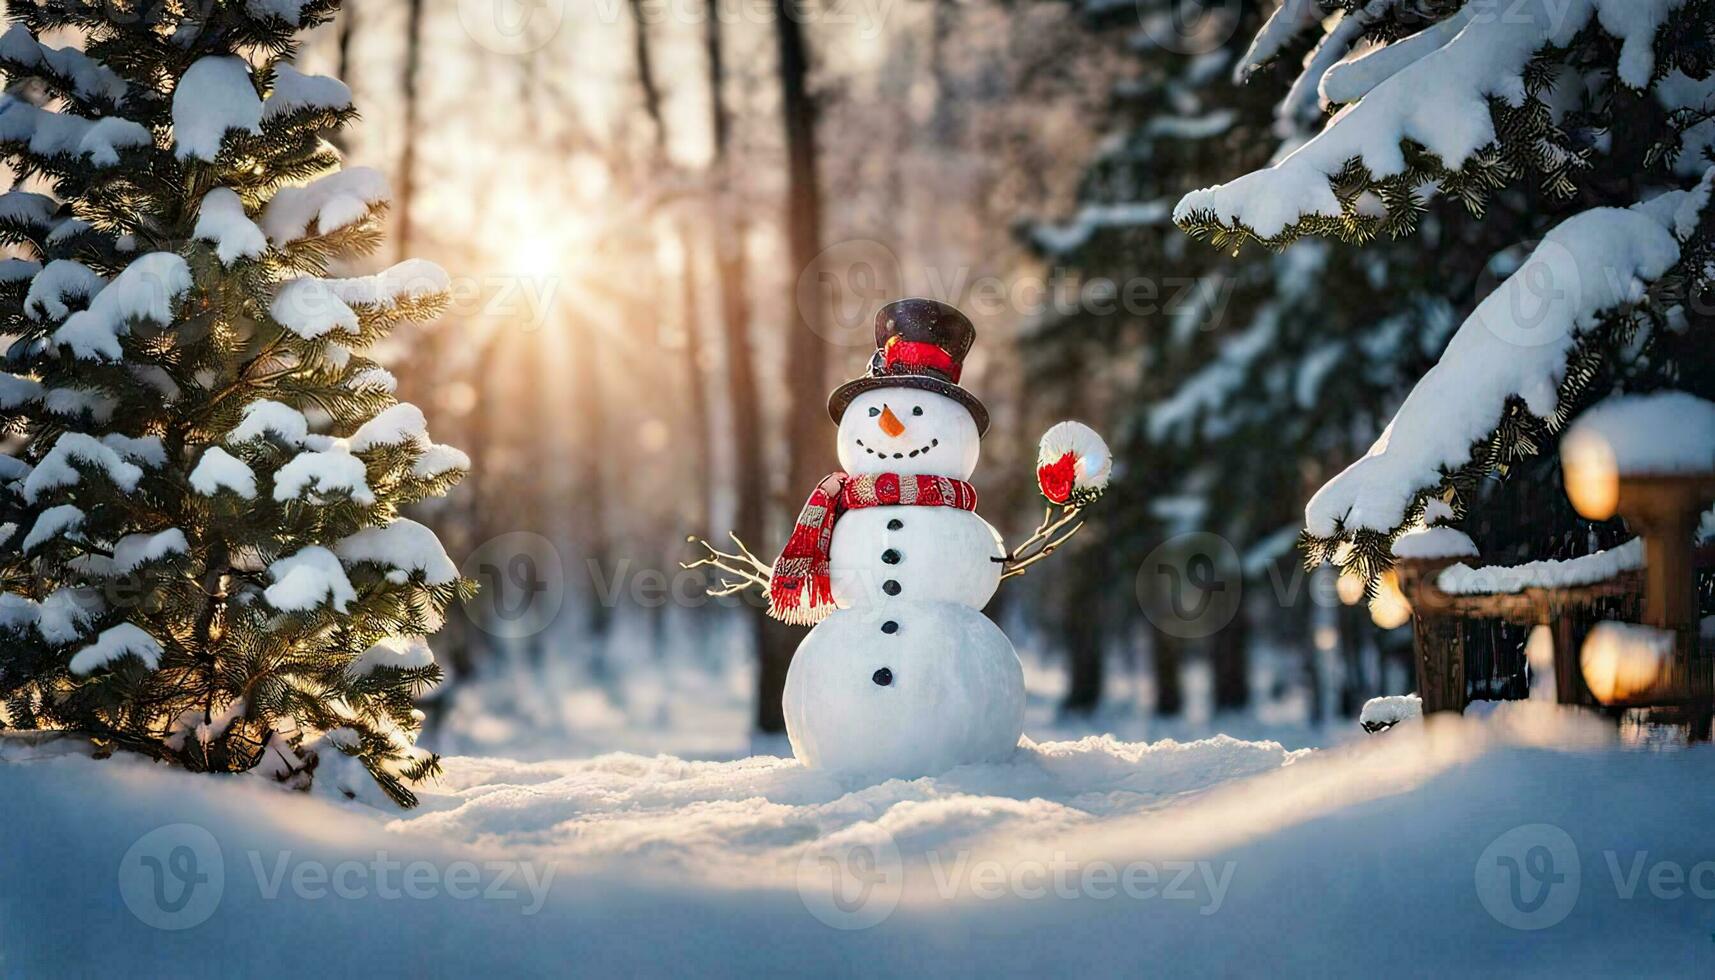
(856, 437, 939, 460)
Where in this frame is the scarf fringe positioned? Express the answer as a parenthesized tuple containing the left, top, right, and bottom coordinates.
(768, 572, 835, 627)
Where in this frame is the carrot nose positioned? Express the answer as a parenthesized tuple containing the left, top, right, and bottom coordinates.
(878, 404, 906, 437)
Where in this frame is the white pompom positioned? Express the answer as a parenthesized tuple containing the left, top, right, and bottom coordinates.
(1036, 421, 1111, 505)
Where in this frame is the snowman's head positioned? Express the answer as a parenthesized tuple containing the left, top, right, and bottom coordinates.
(836, 387, 979, 479)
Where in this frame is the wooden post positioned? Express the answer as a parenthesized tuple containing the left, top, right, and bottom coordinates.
(1397, 556, 1464, 714)
(1551, 614, 1592, 706)
(1617, 476, 1715, 707)
(1412, 611, 1465, 714)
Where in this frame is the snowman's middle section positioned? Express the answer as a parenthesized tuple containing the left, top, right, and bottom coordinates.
(827, 506, 1005, 611)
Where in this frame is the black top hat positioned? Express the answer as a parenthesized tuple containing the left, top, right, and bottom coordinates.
(827, 299, 990, 435)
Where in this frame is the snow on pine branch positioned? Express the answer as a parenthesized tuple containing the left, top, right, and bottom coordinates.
(265, 545, 356, 613)
(24, 260, 105, 320)
(1234, 0, 1323, 84)
(0, 372, 43, 409)
(272, 277, 359, 339)
(1274, 2, 1389, 136)
(0, 190, 57, 230)
(0, 259, 40, 285)
(349, 403, 427, 453)
(33, 589, 98, 645)
(412, 443, 470, 479)
(1305, 186, 1700, 540)
(262, 168, 390, 246)
(349, 635, 434, 676)
(346, 366, 397, 393)
(0, 25, 129, 108)
(101, 433, 167, 468)
(1659, 70, 1715, 179)
(47, 217, 91, 245)
(22, 504, 83, 552)
(112, 529, 188, 573)
(1319, 6, 1476, 107)
(0, 97, 150, 167)
(263, 64, 351, 120)
(68, 623, 161, 675)
(189, 446, 258, 499)
(43, 386, 114, 422)
(272, 261, 450, 338)
(273, 449, 375, 505)
(51, 253, 191, 361)
(22, 432, 145, 504)
(1030, 201, 1171, 256)
(323, 260, 451, 310)
(228, 399, 310, 446)
(1390, 525, 1478, 561)
(172, 56, 262, 162)
(193, 189, 267, 266)
(247, 0, 314, 26)
(335, 518, 459, 586)
(1178, 0, 1683, 243)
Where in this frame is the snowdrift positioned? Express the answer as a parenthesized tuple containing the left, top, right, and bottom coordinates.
(3, 706, 1711, 976)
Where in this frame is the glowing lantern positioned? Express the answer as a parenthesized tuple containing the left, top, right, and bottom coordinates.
(1560, 425, 1619, 521)
(1580, 621, 1673, 704)
(1335, 573, 1366, 606)
(1368, 570, 1412, 630)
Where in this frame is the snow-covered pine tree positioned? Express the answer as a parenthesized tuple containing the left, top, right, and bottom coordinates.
(1025, 0, 1457, 713)
(0, 0, 471, 806)
(1175, 0, 1715, 595)
(1022, 0, 1287, 715)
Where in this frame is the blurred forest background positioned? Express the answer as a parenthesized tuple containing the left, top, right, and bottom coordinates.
(278, 0, 1480, 759)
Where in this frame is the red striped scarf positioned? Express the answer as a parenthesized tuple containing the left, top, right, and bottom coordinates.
(769, 472, 978, 626)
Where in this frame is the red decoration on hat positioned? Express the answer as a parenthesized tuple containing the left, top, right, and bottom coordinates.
(883, 338, 960, 381)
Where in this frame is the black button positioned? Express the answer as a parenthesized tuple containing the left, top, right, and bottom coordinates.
(886, 519, 903, 530)
(881, 620, 899, 634)
(872, 667, 893, 686)
(882, 580, 901, 596)
(881, 549, 901, 564)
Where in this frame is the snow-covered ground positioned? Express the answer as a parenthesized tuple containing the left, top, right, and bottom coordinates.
(5, 704, 1713, 977)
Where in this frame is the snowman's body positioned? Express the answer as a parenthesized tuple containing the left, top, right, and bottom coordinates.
(782, 388, 1025, 778)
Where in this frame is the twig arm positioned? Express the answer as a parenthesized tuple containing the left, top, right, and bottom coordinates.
(995, 503, 1088, 581)
(682, 532, 772, 598)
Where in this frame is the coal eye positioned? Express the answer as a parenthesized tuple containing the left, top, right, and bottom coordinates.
(872, 667, 893, 686)
(911, 406, 923, 416)
(868, 407, 880, 417)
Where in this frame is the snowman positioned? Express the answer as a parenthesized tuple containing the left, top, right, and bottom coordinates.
(690, 299, 1108, 779)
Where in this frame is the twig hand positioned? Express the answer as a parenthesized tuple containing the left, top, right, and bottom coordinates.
(682, 532, 772, 598)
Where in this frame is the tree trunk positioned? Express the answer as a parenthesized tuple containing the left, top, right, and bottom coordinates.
(569, 313, 612, 638)
(626, 0, 666, 149)
(329, 3, 356, 153)
(679, 225, 712, 527)
(391, 0, 438, 427)
(773, 0, 828, 501)
(1211, 607, 1251, 711)
(396, 0, 424, 262)
(1061, 602, 1104, 716)
(1337, 600, 1367, 717)
(751, 0, 830, 734)
(700, 0, 795, 733)
(1154, 629, 1184, 717)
